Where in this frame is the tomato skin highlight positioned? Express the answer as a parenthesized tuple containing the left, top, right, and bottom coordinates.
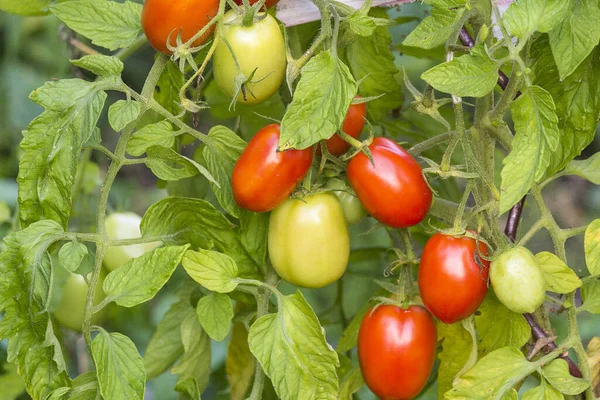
(347, 137, 432, 228)
(268, 193, 349, 288)
(141, 0, 219, 54)
(54, 271, 106, 332)
(325, 96, 367, 156)
(232, 124, 313, 212)
(213, 11, 286, 105)
(234, 0, 280, 8)
(358, 305, 437, 400)
(490, 246, 546, 314)
(418, 233, 490, 324)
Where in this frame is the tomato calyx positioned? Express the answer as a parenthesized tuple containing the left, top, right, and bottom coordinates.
(404, 68, 452, 130)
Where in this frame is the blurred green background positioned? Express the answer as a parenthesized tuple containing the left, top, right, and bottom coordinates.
(0, 2, 599, 399)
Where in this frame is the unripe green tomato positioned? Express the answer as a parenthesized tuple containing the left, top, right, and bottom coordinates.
(213, 10, 286, 105)
(325, 178, 367, 225)
(490, 246, 546, 314)
(268, 193, 350, 288)
(54, 270, 106, 331)
(103, 213, 160, 272)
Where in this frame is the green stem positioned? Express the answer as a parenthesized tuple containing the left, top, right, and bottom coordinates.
(409, 131, 453, 156)
(114, 35, 148, 61)
(489, 65, 522, 124)
(567, 293, 594, 399)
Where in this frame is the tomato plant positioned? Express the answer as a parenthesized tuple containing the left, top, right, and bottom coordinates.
(232, 124, 313, 212)
(141, 0, 219, 54)
(490, 246, 546, 314)
(268, 193, 349, 288)
(54, 271, 107, 332)
(213, 10, 286, 105)
(418, 232, 490, 324)
(325, 96, 367, 156)
(325, 178, 367, 225)
(234, 0, 280, 8)
(347, 137, 432, 228)
(358, 305, 437, 400)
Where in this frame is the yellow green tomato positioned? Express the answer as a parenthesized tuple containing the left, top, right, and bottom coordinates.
(54, 271, 106, 331)
(213, 10, 286, 105)
(490, 246, 546, 314)
(103, 212, 160, 272)
(325, 178, 367, 225)
(268, 193, 350, 288)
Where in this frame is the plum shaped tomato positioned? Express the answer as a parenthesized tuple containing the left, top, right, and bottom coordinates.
(358, 305, 437, 400)
(54, 271, 106, 332)
(418, 232, 490, 324)
(490, 246, 546, 314)
(268, 193, 349, 288)
(325, 96, 367, 156)
(234, 0, 280, 8)
(347, 137, 432, 228)
(142, 0, 219, 54)
(232, 124, 313, 212)
(325, 178, 367, 225)
(103, 212, 161, 272)
(213, 10, 286, 105)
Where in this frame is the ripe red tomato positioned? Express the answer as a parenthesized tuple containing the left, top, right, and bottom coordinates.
(346, 137, 432, 228)
(234, 0, 280, 8)
(232, 124, 313, 212)
(141, 0, 219, 54)
(358, 305, 437, 400)
(418, 233, 490, 324)
(325, 96, 367, 156)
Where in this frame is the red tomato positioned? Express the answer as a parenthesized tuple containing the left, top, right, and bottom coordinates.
(358, 305, 437, 400)
(142, 0, 219, 54)
(232, 124, 313, 212)
(325, 96, 367, 156)
(418, 233, 490, 324)
(346, 137, 432, 228)
(234, 0, 280, 8)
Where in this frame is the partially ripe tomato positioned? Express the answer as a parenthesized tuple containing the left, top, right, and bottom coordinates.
(418, 233, 490, 324)
(54, 271, 106, 332)
(325, 96, 367, 156)
(490, 246, 546, 314)
(234, 0, 280, 8)
(232, 124, 313, 212)
(213, 11, 286, 105)
(358, 305, 437, 400)
(104, 213, 161, 272)
(268, 193, 349, 288)
(142, 0, 219, 54)
(347, 137, 432, 228)
(325, 178, 367, 225)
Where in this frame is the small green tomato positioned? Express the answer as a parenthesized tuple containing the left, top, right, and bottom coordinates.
(325, 178, 367, 225)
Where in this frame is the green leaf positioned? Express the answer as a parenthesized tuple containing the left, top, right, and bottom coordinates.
(437, 322, 473, 397)
(155, 60, 186, 115)
(343, 13, 377, 38)
(145, 145, 217, 183)
(581, 279, 600, 314)
(523, 380, 565, 400)
(500, 85, 560, 214)
(543, 359, 591, 395)
(585, 219, 600, 276)
(0, 363, 27, 400)
(182, 249, 239, 293)
(475, 292, 531, 357)
(279, 51, 356, 150)
(421, 44, 499, 97)
(92, 329, 145, 400)
(196, 293, 234, 341)
(0, 201, 11, 223)
(565, 153, 600, 184)
(141, 197, 260, 278)
(70, 372, 100, 400)
(103, 245, 189, 307)
(535, 252, 582, 294)
(0, 0, 55, 15)
(108, 100, 141, 132)
(502, 0, 571, 39)
(346, 8, 402, 121)
(337, 355, 364, 400)
(203, 125, 246, 218)
(58, 241, 88, 273)
(18, 78, 109, 228)
(548, 0, 600, 80)
(240, 210, 269, 268)
(403, 7, 466, 49)
(226, 322, 255, 400)
(50, 0, 143, 51)
(336, 301, 372, 354)
(445, 347, 534, 399)
(248, 291, 339, 400)
(126, 121, 180, 157)
(71, 55, 124, 77)
(171, 310, 211, 395)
